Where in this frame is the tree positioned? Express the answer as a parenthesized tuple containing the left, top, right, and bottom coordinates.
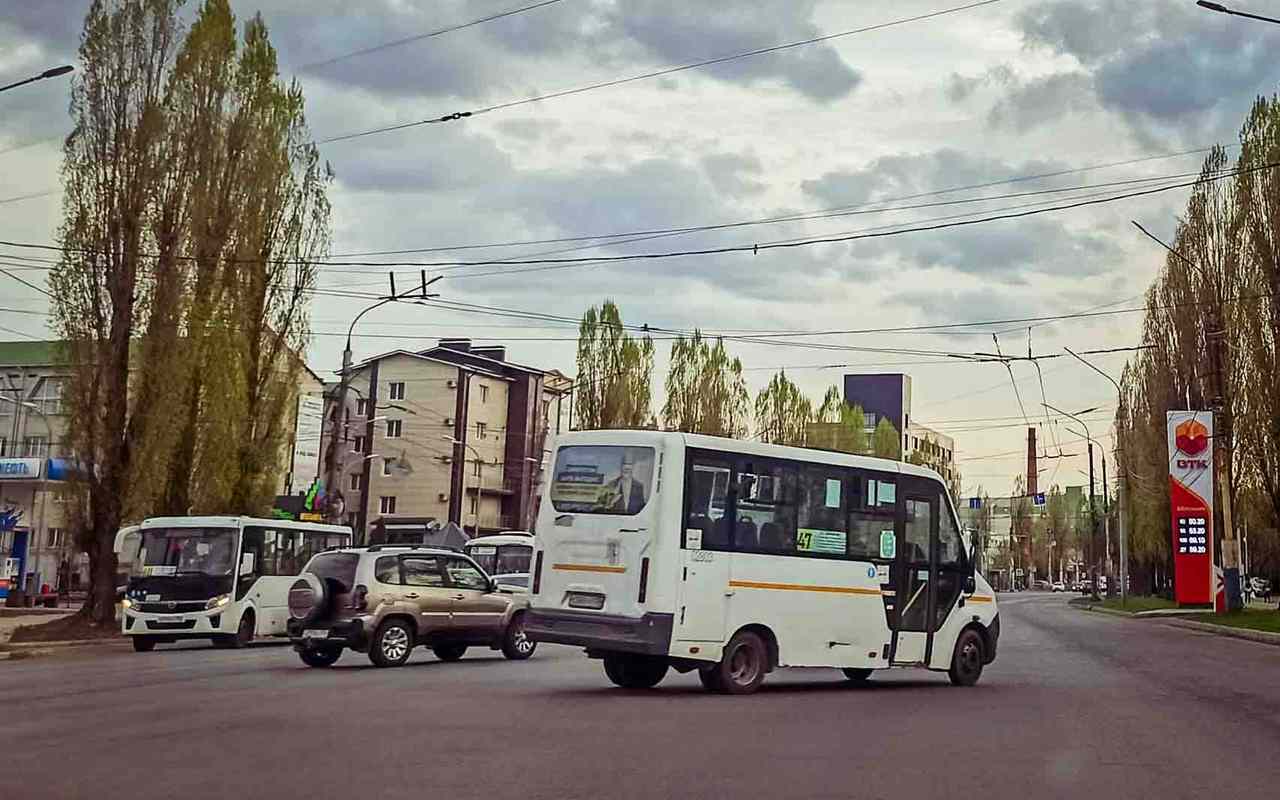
(754, 370, 812, 446)
(661, 330, 749, 437)
(574, 300, 655, 429)
(811, 385, 868, 454)
(871, 418, 901, 460)
(47, 0, 329, 627)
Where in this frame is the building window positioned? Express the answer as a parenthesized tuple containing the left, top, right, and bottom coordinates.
(388, 382, 405, 400)
(25, 436, 48, 458)
(46, 528, 63, 548)
(468, 496, 478, 516)
(353, 435, 366, 453)
(479, 384, 489, 403)
(475, 422, 487, 439)
(31, 378, 63, 415)
(380, 496, 397, 514)
(472, 460, 482, 478)
(0, 437, 7, 457)
(386, 419, 402, 438)
(383, 458, 393, 477)
(350, 474, 361, 491)
(356, 398, 368, 415)
(542, 400, 551, 420)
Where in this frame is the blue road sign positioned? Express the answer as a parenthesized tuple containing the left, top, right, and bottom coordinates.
(968, 497, 982, 509)
(1034, 492, 1046, 506)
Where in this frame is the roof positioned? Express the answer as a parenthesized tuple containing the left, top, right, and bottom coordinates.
(464, 533, 535, 547)
(416, 343, 559, 378)
(345, 349, 510, 381)
(0, 340, 65, 367)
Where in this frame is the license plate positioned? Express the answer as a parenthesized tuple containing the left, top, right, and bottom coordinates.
(161, 615, 185, 623)
(303, 629, 330, 639)
(567, 592, 605, 610)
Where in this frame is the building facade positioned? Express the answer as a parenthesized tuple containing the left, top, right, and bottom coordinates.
(1, 342, 77, 595)
(843, 372, 956, 483)
(319, 339, 570, 541)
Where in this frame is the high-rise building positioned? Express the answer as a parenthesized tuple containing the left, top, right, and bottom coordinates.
(843, 373, 956, 484)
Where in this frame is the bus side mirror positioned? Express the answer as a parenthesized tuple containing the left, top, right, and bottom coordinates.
(964, 574, 976, 595)
(239, 552, 255, 576)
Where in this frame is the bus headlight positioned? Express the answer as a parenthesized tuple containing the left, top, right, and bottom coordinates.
(205, 594, 232, 610)
(121, 597, 134, 611)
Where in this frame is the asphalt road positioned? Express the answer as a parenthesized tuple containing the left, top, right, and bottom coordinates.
(7, 593, 1279, 799)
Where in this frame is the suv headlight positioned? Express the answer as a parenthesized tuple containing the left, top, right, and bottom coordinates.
(205, 593, 232, 610)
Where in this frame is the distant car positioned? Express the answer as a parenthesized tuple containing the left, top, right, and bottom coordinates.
(287, 546, 536, 668)
(1051, 581, 1065, 593)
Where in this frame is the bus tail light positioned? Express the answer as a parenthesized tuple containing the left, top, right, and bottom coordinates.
(638, 557, 650, 603)
(351, 584, 368, 612)
(532, 551, 544, 594)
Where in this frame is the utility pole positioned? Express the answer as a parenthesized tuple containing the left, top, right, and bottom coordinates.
(1087, 440, 1099, 600)
(1101, 452, 1113, 597)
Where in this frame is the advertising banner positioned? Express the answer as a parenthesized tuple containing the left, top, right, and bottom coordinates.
(291, 393, 324, 493)
(1167, 412, 1213, 606)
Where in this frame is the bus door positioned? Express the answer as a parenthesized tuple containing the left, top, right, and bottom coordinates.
(890, 478, 938, 665)
(676, 451, 733, 642)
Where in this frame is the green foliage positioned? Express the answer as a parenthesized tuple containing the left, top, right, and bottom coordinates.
(871, 417, 901, 460)
(574, 300, 655, 429)
(47, 0, 329, 623)
(662, 330, 750, 437)
(754, 370, 813, 446)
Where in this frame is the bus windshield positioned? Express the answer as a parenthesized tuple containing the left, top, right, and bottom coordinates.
(139, 527, 237, 577)
(549, 445, 655, 515)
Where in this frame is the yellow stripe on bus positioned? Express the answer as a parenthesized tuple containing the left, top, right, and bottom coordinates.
(967, 595, 994, 603)
(728, 580, 881, 596)
(551, 563, 627, 574)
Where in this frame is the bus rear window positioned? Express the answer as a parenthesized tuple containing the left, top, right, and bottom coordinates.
(550, 445, 655, 515)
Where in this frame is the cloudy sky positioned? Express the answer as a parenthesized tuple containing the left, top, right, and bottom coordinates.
(4, 0, 1279, 498)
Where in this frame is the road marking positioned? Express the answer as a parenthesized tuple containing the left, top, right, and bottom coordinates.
(728, 580, 881, 596)
(551, 563, 626, 574)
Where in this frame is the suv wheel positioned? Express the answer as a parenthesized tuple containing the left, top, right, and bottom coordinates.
(432, 643, 468, 662)
(369, 620, 414, 668)
(501, 614, 536, 660)
(299, 647, 343, 668)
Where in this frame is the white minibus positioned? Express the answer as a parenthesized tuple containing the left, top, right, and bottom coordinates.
(119, 516, 352, 651)
(525, 431, 999, 694)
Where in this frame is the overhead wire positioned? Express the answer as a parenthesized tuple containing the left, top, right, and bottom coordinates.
(318, 0, 1005, 144)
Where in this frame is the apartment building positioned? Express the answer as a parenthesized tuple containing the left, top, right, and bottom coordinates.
(843, 372, 957, 484)
(320, 339, 571, 541)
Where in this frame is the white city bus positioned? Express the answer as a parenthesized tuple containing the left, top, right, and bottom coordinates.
(525, 431, 999, 694)
(119, 516, 352, 652)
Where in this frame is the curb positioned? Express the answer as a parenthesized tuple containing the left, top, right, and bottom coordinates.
(0, 637, 125, 652)
(1079, 605, 1135, 619)
(1161, 618, 1280, 647)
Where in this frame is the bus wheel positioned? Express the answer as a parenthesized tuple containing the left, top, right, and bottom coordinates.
(842, 668, 873, 683)
(697, 666, 724, 693)
(299, 647, 343, 668)
(216, 611, 255, 649)
(948, 629, 985, 687)
(603, 654, 668, 689)
(132, 636, 157, 653)
(714, 631, 768, 695)
(432, 643, 468, 662)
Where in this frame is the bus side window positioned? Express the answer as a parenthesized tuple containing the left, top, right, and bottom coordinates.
(277, 532, 299, 574)
(686, 452, 734, 551)
(260, 530, 279, 576)
(795, 465, 846, 556)
(237, 527, 264, 599)
(847, 471, 895, 560)
(735, 458, 796, 554)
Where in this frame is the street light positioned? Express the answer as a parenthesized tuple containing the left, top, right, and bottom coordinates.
(1044, 402, 1102, 600)
(321, 274, 442, 521)
(1065, 347, 1130, 607)
(0, 65, 74, 95)
(443, 435, 484, 537)
(1197, 1, 1280, 25)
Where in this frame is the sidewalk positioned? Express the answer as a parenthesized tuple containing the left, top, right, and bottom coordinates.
(1073, 597, 1280, 647)
(0, 611, 75, 645)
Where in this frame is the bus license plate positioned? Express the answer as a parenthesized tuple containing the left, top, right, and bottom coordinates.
(567, 593, 604, 610)
(303, 629, 330, 639)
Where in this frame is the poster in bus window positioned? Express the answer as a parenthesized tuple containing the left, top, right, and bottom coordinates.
(550, 446, 655, 514)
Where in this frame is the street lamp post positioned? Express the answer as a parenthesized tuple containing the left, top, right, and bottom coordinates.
(443, 436, 483, 538)
(1045, 403, 1101, 600)
(0, 65, 74, 95)
(1064, 347, 1129, 606)
(322, 275, 441, 522)
(1197, 1, 1280, 25)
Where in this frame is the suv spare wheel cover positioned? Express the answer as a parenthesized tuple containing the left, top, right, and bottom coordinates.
(288, 573, 327, 622)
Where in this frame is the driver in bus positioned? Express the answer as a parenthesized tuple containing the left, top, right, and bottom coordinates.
(606, 452, 648, 514)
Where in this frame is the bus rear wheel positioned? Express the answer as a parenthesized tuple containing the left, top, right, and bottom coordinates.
(711, 631, 768, 695)
(948, 629, 985, 687)
(132, 636, 158, 653)
(603, 654, 669, 689)
(842, 668, 873, 683)
(697, 666, 724, 692)
(299, 647, 343, 668)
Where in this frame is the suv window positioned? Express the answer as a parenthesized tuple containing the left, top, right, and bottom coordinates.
(402, 556, 445, 587)
(305, 552, 360, 592)
(443, 557, 489, 591)
(374, 556, 400, 584)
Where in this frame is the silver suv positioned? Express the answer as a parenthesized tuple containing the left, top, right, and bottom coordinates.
(286, 546, 536, 668)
